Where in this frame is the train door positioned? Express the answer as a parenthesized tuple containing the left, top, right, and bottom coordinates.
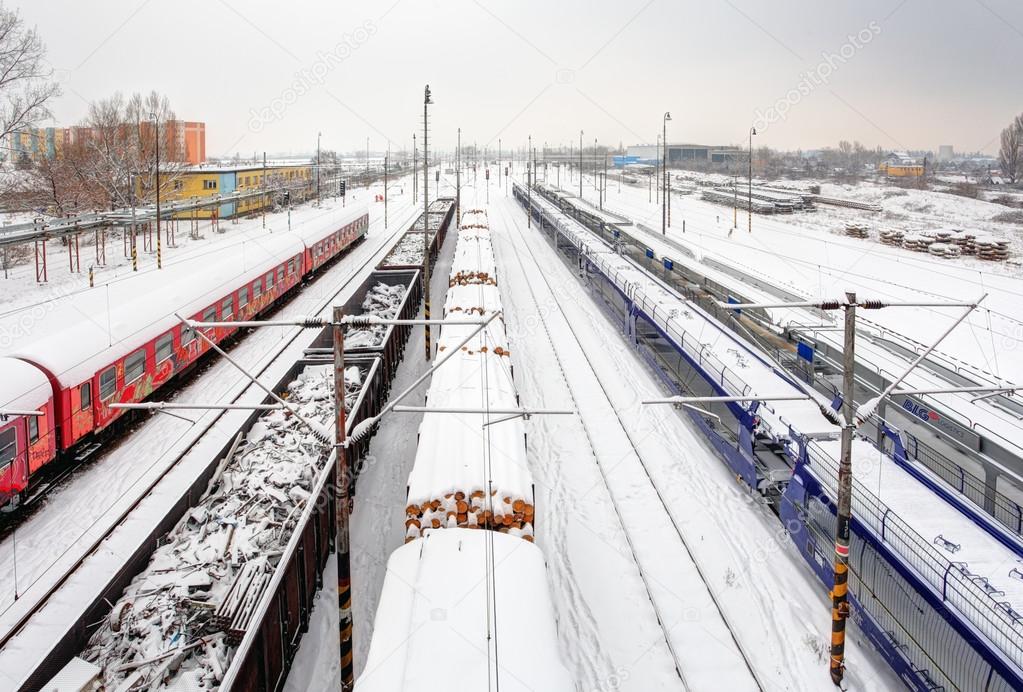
(26, 404, 55, 474)
(69, 381, 95, 447)
(0, 419, 28, 506)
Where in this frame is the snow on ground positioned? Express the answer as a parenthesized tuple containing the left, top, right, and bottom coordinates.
(490, 192, 898, 690)
(0, 177, 419, 632)
(289, 171, 897, 691)
(576, 172, 1023, 385)
(0, 186, 384, 318)
(668, 171, 1023, 259)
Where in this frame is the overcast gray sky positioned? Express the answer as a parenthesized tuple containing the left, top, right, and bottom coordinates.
(17, 0, 1023, 157)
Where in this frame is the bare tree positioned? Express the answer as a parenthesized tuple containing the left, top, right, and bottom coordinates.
(999, 117, 1021, 185)
(0, 5, 59, 145)
(78, 90, 184, 209)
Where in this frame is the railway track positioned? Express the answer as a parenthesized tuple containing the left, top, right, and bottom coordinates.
(0, 200, 422, 667)
(493, 198, 766, 691)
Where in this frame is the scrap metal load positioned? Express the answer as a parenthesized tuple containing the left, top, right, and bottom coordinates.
(346, 282, 408, 349)
(404, 208, 530, 541)
(81, 364, 361, 689)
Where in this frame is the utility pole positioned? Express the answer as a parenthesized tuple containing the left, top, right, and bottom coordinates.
(130, 173, 138, 272)
(710, 291, 986, 687)
(384, 145, 389, 229)
(498, 137, 501, 193)
(316, 132, 322, 206)
(663, 113, 672, 236)
(456, 128, 461, 225)
(578, 129, 583, 199)
(152, 112, 162, 269)
(262, 152, 267, 230)
(413, 133, 417, 204)
(601, 151, 607, 209)
(527, 135, 532, 228)
(333, 305, 354, 691)
(733, 174, 738, 229)
(830, 291, 856, 687)
(423, 85, 433, 361)
(749, 126, 757, 233)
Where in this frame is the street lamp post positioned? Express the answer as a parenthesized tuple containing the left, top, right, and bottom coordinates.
(316, 132, 321, 206)
(655, 133, 660, 205)
(662, 112, 671, 235)
(748, 126, 757, 232)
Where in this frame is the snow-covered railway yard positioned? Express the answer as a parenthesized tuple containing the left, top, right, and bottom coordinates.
(2, 171, 1021, 691)
(487, 195, 895, 690)
(0, 180, 424, 689)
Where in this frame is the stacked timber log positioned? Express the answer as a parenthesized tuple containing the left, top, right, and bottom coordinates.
(844, 222, 870, 239)
(404, 207, 535, 544)
(902, 234, 933, 252)
(879, 229, 904, 246)
(976, 236, 1010, 261)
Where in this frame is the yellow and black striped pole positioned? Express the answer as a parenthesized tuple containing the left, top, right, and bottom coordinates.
(333, 306, 355, 689)
(830, 293, 857, 686)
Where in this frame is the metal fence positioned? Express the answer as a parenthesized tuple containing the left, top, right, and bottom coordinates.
(804, 439, 1023, 673)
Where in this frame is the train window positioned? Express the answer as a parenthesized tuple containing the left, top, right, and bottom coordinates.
(28, 416, 38, 443)
(253, 280, 263, 299)
(277, 267, 284, 283)
(0, 428, 15, 468)
(100, 366, 117, 399)
(181, 324, 195, 348)
(203, 306, 217, 324)
(124, 349, 146, 384)
(156, 333, 174, 363)
(222, 296, 233, 319)
(239, 286, 249, 309)
(287, 259, 295, 275)
(265, 271, 275, 290)
(80, 383, 91, 410)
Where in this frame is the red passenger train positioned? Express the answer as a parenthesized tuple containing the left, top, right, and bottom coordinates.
(0, 205, 368, 508)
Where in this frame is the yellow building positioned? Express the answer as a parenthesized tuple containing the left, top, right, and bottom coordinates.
(151, 162, 315, 219)
(879, 162, 924, 178)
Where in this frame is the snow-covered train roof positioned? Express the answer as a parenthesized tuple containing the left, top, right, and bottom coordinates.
(0, 357, 51, 412)
(357, 529, 573, 691)
(529, 190, 836, 438)
(444, 284, 503, 316)
(289, 203, 367, 245)
(408, 347, 527, 508)
(0, 203, 366, 386)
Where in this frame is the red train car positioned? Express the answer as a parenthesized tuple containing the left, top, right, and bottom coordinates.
(0, 206, 368, 506)
(0, 358, 57, 506)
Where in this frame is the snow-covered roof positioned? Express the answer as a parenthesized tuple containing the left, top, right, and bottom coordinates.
(1, 204, 368, 387)
(357, 529, 573, 691)
(0, 357, 51, 412)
